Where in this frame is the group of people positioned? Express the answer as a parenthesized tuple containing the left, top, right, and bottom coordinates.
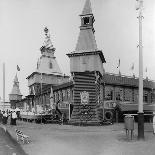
(0, 110, 18, 125)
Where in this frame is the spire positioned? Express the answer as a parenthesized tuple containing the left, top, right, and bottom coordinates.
(14, 74, 19, 84)
(74, 0, 97, 53)
(10, 74, 22, 95)
(9, 74, 22, 101)
(40, 27, 55, 54)
(81, 0, 92, 15)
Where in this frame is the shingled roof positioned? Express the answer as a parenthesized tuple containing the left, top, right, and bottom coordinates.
(102, 73, 155, 89)
(75, 28, 98, 53)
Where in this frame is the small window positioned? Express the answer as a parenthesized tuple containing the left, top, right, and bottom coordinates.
(49, 62, 52, 69)
(84, 17, 89, 25)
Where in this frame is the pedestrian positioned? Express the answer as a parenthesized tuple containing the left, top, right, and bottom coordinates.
(2, 111, 8, 125)
(10, 111, 13, 125)
(153, 112, 155, 134)
(11, 111, 17, 125)
(0, 110, 3, 124)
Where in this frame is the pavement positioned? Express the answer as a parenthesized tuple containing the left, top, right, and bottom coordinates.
(0, 124, 27, 155)
(3, 120, 155, 155)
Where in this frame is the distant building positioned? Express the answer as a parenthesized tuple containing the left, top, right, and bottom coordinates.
(9, 74, 22, 109)
(0, 101, 11, 110)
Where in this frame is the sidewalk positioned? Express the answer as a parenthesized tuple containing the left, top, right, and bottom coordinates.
(0, 124, 27, 155)
(5, 121, 155, 155)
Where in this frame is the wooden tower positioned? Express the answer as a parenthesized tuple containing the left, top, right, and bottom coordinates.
(67, 0, 106, 125)
(9, 74, 22, 108)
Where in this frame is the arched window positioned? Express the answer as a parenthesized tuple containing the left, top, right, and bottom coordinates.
(49, 62, 52, 69)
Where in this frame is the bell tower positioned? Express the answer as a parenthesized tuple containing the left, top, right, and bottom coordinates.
(67, 0, 106, 125)
(67, 0, 105, 75)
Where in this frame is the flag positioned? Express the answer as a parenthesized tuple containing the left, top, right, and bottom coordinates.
(17, 65, 20, 71)
(37, 58, 41, 69)
(117, 59, 120, 68)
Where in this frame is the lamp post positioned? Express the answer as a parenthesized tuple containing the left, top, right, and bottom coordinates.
(136, 0, 144, 140)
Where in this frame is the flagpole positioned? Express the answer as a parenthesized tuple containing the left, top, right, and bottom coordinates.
(136, 0, 144, 140)
(3, 63, 5, 111)
(117, 59, 121, 75)
(131, 63, 135, 77)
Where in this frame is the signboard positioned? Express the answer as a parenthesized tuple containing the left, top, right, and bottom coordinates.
(58, 101, 69, 109)
(104, 101, 117, 109)
(80, 91, 89, 105)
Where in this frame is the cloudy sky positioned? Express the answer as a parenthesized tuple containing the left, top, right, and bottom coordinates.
(0, 0, 155, 101)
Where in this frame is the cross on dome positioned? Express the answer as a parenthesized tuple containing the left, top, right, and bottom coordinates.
(42, 27, 55, 51)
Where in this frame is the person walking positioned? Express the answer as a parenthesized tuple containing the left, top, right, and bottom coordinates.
(153, 112, 155, 135)
(2, 111, 8, 125)
(12, 111, 17, 125)
(0, 110, 3, 124)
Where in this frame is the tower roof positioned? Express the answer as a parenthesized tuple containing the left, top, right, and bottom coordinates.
(14, 74, 19, 83)
(81, 0, 92, 15)
(75, 28, 97, 52)
(74, 0, 98, 53)
(10, 74, 22, 96)
(35, 56, 63, 75)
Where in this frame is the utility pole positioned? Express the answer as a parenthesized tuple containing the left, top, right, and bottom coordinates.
(3, 63, 5, 111)
(136, 0, 144, 140)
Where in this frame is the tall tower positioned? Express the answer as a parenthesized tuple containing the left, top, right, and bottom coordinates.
(9, 74, 22, 108)
(67, 0, 106, 125)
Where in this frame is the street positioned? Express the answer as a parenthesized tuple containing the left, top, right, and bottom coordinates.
(0, 125, 27, 155)
(5, 121, 155, 155)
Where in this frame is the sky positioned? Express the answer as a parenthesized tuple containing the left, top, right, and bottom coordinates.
(0, 0, 155, 101)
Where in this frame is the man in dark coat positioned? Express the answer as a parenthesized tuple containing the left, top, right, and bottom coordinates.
(2, 111, 8, 125)
(0, 110, 3, 124)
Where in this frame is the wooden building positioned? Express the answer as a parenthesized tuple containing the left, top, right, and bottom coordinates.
(14, 0, 155, 124)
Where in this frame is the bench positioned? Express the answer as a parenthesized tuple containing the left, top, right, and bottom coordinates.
(15, 129, 30, 144)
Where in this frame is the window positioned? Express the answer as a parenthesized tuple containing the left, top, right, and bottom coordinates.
(124, 89, 132, 102)
(115, 88, 123, 101)
(84, 17, 89, 25)
(105, 87, 113, 100)
(144, 93, 148, 103)
(116, 92, 121, 101)
(49, 62, 52, 69)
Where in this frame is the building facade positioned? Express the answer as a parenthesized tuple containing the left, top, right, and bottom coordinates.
(14, 0, 155, 124)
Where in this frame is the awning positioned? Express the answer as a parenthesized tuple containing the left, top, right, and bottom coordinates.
(118, 102, 155, 112)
